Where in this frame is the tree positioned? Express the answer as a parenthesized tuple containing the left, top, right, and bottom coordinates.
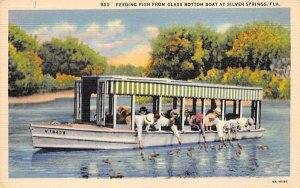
(225, 22, 290, 70)
(8, 43, 43, 96)
(8, 23, 40, 52)
(145, 25, 214, 80)
(38, 37, 107, 77)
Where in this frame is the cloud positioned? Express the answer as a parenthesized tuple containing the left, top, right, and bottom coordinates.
(217, 23, 232, 34)
(32, 23, 77, 41)
(106, 19, 125, 34)
(30, 20, 157, 59)
(144, 25, 159, 38)
(31, 20, 125, 43)
(107, 44, 151, 67)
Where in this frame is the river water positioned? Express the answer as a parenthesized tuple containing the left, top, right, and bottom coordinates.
(9, 98, 290, 178)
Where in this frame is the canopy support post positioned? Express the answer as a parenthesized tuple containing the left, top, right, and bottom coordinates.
(180, 97, 185, 131)
(131, 95, 136, 130)
(201, 98, 206, 115)
(112, 94, 117, 129)
(233, 100, 237, 115)
(173, 97, 177, 109)
(239, 100, 243, 118)
(74, 80, 82, 123)
(192, 98, 197, 115)
(158, 96, 162, 115)
(254, 100, 261, 129)
(221, 99, 226, 120)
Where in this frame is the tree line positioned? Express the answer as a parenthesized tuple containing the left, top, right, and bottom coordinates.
(145, 21, 290, 99)
(8, 23, 143, 96)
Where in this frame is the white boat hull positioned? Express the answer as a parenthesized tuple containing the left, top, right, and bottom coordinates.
(30, 123, 265, 150)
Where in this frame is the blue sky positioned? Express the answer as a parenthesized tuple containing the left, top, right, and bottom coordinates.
(9, 9, 290, 66)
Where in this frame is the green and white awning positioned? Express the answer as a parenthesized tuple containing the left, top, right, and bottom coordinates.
(82, 76, 263, 100)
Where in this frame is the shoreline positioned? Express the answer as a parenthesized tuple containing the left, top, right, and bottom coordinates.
(9, 90, 74, 104)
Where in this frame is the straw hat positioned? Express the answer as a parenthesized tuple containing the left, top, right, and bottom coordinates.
(214, 107, 221, 115)
(247, 118, 254, 126)
(169, 117, 176, 124)
(144, 113, 154, 125)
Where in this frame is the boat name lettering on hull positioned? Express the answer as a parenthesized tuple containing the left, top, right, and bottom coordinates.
(45, 129, 66, 135)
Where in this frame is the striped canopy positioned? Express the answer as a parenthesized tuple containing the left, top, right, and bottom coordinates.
(81, 76, 263, 100)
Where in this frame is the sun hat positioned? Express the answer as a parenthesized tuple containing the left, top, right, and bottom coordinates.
(214, 107, 221, 115)
(144, 113, 154, 125)
(169, 117, 175, 124)
(247, 118, 254, 126)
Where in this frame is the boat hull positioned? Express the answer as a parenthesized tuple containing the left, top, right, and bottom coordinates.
(30, 123, 265, 150)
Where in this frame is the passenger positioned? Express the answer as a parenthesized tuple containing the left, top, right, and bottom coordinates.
(237, 118, 254, 131)
(169, 118, 182, 145)
(116, 106, 128, 124)
(148, 113, 169, 131)
(135, 115, 145, 149)
(189, 113, 207, 147)
(216, 120, 229, 148)
(135, 114, 154, 149)
(184, 108, 193, 125)
(204, 107, 221, 131)
(205, 100, 217, 115)
(160, 110, 167, 117)
(218, 117, 254, 148)
(170, 109, 180, 118)
(167, 109, 181, 129)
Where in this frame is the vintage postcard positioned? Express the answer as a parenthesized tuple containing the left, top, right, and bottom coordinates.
(0, 0, 299, 187)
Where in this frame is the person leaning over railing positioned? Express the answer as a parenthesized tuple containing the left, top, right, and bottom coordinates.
(204, 107, 221, 131)
(189, 113, 207, 148)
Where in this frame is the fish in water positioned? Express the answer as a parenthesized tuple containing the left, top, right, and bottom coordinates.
(210, 144, 216, 150)
(140, 152, 146, 161)
(187, 147, 194, 152)
(150, 151, 159, 158)
(110, 172, 123, 179)
(257, 144, 269, 150)
(237, 143, 243, 150)
(198, 144, 203, 150)
(236, 149, 241, 157)
(218, 144, 224, 151)
(148, 156, 156, 161)
(103, 159, 113, 164)
(187, 150, 193, 158)
(168, 150, 175, 155)
(174, 147, 181, 156)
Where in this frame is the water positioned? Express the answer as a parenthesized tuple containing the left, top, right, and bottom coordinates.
(9, 98, 290, 178)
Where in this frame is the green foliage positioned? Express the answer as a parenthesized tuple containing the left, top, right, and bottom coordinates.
(145, 25, 218, 80)
(55, 73, 78, 90)
(8, 43, 44, 96)
(201, 67, 290, 99)
(104, 64, 144, 76)
(225, 21, 290, 70)
(278, 78, 290, 99)
(39, 74, 58, 93)
(9, 23, 40, 52)
(197, 68, 224, 84)
(38, 37, 107, 77)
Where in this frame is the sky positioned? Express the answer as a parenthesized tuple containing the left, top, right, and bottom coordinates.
(9, 9, 290, 66)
